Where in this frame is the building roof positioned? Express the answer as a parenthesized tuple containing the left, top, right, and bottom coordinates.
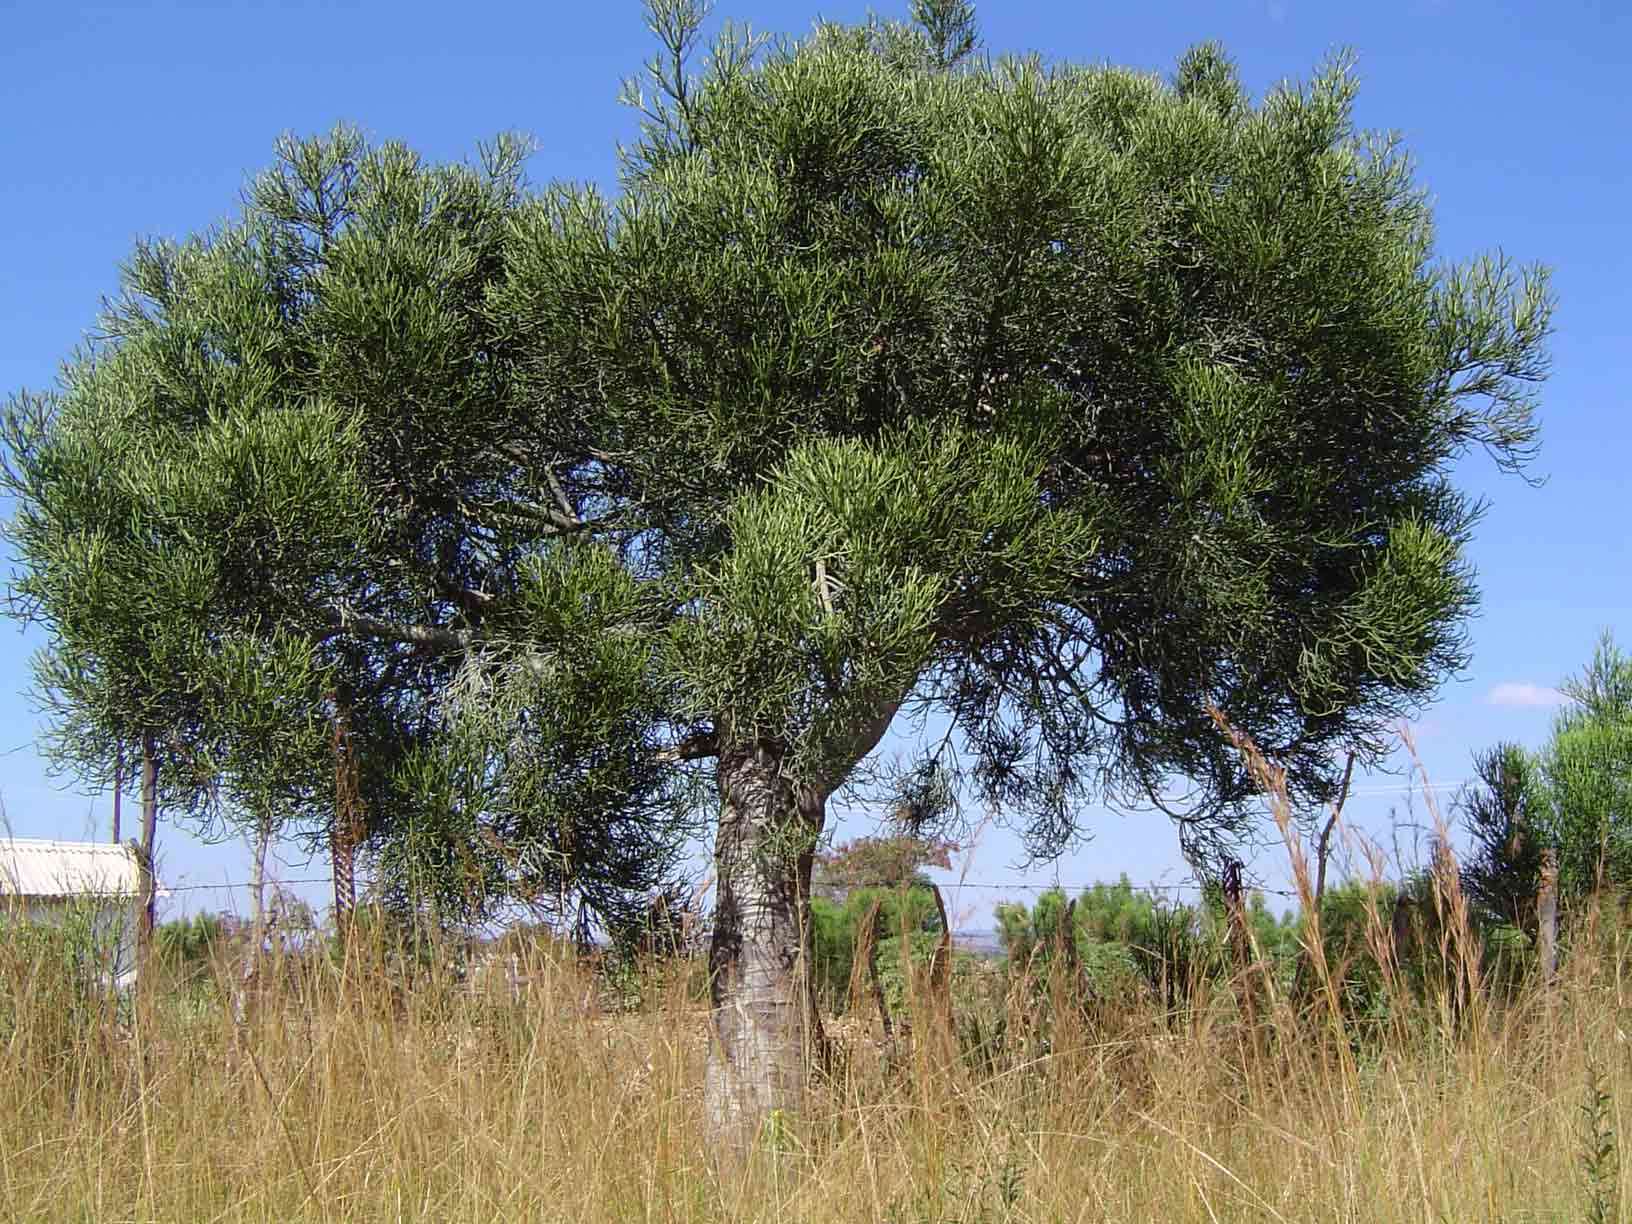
(0, 838, 142, 899)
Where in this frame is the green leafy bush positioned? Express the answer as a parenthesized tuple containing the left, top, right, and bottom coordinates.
(812, 885, 943, 1013)
(0, 899, 128, 1060)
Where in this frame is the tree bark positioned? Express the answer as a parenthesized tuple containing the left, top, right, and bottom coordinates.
(704, 741, 827, 1144)
(136, 733, 158, 967)
(234, 815, 272, 1026)
(330, 694, 361, 938)
(111, 741, 123, 844)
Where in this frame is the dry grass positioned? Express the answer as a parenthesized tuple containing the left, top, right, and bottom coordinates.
(4, 918, 1630, 1221)
(7, 748, 1632, 1222)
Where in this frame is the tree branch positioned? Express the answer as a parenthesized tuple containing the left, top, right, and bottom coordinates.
(463, 496, 587, 535)
(655, 730, 718, 762)
(323, 608, 481, 652)
(434, 574, 498, 617)
(1314, 751, 1356, 907)
(318, 608, 558, 679)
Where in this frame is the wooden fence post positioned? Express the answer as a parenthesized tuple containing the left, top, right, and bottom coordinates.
(1058, 896, 1081, 981)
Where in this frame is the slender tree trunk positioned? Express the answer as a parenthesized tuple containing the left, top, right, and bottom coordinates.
(235, 815, 271, 1026)
(111, 741, 123, 844)
(136, 733, 158, 967)
(704, 741, 827, 1143)
(330, 694, 361, 938)
(249, 817, 269, 945)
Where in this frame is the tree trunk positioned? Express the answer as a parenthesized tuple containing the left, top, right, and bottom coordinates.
(249, 817, 269, 945)
(111, 741, 123, 844)
(330, 694, 361, 937)
(235, 815, 271, 1026)
(136, 733, 159, 967)
(704, 741, 827, 1144)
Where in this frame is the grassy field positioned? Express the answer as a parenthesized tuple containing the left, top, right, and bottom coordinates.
(3, 883, 1632, 1224)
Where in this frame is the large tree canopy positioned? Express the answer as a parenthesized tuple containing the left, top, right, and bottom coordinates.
(4, 0, 1551, 1137)
(501, 9, 1548, 1130)
(504, 16, 1549, 846)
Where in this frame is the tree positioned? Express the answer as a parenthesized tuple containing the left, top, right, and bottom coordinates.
(5, 0, 1553, 1141)
(492, 2, 1548, 1131)
(1461, 635, 1632, 930)
(1, 129, 697, 938)
(813, 833, 956, 894)
(1458, 742, 1549, 934)
(1544, 634, 1632, 898)
(806, 832, 953, 1008)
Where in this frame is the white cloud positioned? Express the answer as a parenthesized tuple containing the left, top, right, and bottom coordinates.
(1487, 682, 1565, 709)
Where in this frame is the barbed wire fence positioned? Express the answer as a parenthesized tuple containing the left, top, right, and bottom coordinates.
(157, 872, 1310, 903)
(153, 767, 1474, 930)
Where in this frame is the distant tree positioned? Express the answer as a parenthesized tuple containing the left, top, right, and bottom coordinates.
(813, 834, 956, 894)
(1543, 634, 1632, 899)
(1458, 634, 1632, 933)
(810, 881, 943, 1013)
(996, 878, 1298, 1008)
(1458, 743, 1548, 935)
(155, 913, 230, 983)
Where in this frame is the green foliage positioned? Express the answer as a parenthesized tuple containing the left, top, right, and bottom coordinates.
(0, 900, 128, 1056)
(1581, 1062, 1620, 1224)
(1459, 634, 1632, 938)
(155, 912, 229, 977)
(994, 879, 1288, 1007)
(810, 884, 943, 1012)
(1544, 635, 1632, 900)
(988, 873, 1500, 1036)
(498, 9, 1552, 861)
(5, 3, 1553, 991)
(1459, 742, 1549, 934)
(2, 129, 695, 932)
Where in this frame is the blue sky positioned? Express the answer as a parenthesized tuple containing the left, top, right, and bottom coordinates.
(1, 0, 1626, 926)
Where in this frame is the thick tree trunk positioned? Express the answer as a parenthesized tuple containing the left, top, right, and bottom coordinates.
(704, 742, 827, 1144)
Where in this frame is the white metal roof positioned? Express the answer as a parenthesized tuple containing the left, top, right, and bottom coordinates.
(0, 838, 142, 899)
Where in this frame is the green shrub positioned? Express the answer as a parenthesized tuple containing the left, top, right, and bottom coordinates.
(0, 899, 128, 1061)
(812, 885, 944, 1013)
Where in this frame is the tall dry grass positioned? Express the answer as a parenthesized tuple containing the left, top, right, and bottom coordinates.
(6, 754, 1632, 1222)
